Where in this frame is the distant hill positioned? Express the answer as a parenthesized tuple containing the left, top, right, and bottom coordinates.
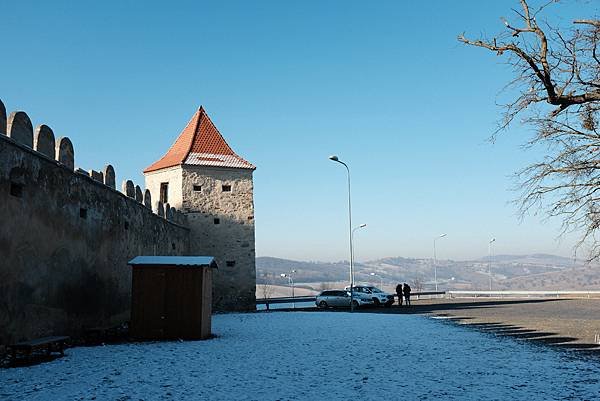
(256, 257, 349, 284)
(256, 254, 600, 291)
(473, 253, 576, 265)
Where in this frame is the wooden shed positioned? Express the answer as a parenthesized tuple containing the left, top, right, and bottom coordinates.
(128, 256, 218, 340)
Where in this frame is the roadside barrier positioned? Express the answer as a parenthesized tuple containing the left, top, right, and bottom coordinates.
(256, 296, 315, 305)
(448, 290, 600, 299)
(256, 291, 447, 305)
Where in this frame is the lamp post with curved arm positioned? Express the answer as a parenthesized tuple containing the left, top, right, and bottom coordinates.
(329, 155, 356, 311)
(280, 269, 297, 308)
(370, 272, 383, 289)
(433, 234, 447, 292)
(488, 238, 496, 291)
(351, 223, 367, 284)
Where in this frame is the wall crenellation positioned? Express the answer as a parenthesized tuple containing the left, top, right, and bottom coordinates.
(2, 97, 256, 341)
(0, 97, 192, 344)
(0, 98, 6, 134)
(0, 98, 185, 226)
(34, 125, 55, 158)
(104, 165, 116, 189)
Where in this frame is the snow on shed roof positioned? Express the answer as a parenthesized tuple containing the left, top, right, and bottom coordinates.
(128, 256, 218, 268)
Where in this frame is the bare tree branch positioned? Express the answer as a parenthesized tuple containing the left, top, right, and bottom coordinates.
(575, 20, 600, 28)
(460, 0, 600, 261)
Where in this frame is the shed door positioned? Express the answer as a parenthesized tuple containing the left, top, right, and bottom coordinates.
(131, 268, 166, 339)
(164, 268, 203, 339)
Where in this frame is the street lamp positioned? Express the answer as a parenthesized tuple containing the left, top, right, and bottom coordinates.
(351, 223, 367, 284)
(488, 238, 496, 291)
(329, 154, 356, 311)
(280, 269, 297, 307)
(370, 272, 383, 289)
(433, 234, 447, 292)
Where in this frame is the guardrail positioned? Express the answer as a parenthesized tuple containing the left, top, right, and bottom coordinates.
(256, 291, 447, 306)
(448, 290, 600, 299)
(256, 296, 316, 305)
(413, 291, 446, 300)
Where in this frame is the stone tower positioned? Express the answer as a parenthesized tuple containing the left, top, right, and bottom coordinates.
(144, 107, 256, 311)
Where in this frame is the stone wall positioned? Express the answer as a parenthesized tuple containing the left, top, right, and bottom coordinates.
(0, 104, 190, 344)
(181, 166, 255, 311)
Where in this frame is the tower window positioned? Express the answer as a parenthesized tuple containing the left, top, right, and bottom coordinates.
(10, 182, 23, 198)
(226, 261, 236, 267)
(214, 218, 220, 225)
(193, 185, 202, 192)
(80, 208, 87, 219)
(160, 182, 169, 203)
(222, 185, 231, 192)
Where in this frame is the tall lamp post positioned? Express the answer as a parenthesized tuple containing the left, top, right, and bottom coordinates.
(488, 238, 496, 291)
(433, 233, 447, 292)
(370, 272, 383, 289)
(351, 223, 367, 284)
(280, 269, 297, 307)
(329, 155, 356, 311)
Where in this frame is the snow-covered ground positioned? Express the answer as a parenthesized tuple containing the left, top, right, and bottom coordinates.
(2, 312, 599, 400)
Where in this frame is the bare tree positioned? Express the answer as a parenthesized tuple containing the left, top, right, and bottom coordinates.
(459, 0, 600, 260)
(413, 274, 425, 293)
(318, 282, 333, 291)
(258, 273, 275, 310)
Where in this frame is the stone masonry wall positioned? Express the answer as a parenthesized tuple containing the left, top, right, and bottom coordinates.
(180, 166, 255, 311)
(0, 119, 190, 345)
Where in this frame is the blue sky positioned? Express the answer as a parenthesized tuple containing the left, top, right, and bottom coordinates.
(2, 1, 597, 261)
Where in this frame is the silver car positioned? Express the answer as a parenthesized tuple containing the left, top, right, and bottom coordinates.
(315, 290, 374, 309)
(345, 285, 395, 307)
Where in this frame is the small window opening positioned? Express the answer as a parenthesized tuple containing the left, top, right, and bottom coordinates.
(193, 185, 202, 192)
(10, 182, 23, 198)
(226, 261, 236, 267)
(79, 208, 87, 219)
(124, 221, 129, 230)
(160, 182, 169, 203)
(214, 218, 220, 225)
(222, 185, 231, 192)
(171, 242, 176, 250)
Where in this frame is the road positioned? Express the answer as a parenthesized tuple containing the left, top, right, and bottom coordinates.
(276, 297, 600, 350)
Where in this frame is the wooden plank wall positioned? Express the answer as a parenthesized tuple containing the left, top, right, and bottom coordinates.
(131, 265, 212, 340)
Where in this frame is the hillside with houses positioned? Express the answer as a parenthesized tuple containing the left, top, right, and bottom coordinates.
(257, 254, 600, 294)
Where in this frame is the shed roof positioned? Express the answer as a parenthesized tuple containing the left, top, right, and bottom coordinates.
(128, 256, 218, 268)
(143, 107, 255, 173)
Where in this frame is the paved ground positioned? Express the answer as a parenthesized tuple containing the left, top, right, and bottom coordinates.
(281, 297, 600, 350)
(365, 297, 600, 350)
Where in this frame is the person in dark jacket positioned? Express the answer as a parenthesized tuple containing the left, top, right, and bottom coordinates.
(395, 283, 403, 306)
(403, 283, 412, 306)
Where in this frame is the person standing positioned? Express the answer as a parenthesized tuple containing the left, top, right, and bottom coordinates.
(403, 283, 411, 306)
(395, 283, 403, 306)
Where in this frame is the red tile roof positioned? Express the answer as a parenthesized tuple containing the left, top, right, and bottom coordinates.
(144, 107, 255, 173)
